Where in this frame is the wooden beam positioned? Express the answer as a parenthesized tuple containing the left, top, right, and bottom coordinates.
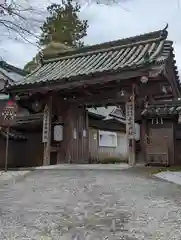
(58, 83, 133, 103)
(154, 94, 173, 100)
(67, 92, 130, 106)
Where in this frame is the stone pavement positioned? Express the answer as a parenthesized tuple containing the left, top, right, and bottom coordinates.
(0, 169, 181, 239)
(32, 163, 131, 170)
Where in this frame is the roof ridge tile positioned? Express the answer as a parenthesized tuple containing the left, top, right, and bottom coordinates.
(43, 28, 168, 63)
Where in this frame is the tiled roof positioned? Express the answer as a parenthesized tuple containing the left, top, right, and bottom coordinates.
(88, 107, 126, 124)
(88, 106, 116, 118)
(141, 100, 181, 116)
(103, 116, 126, 124)
(0, 61, 27, 83)
(10, 27, 179, 88)
(109, 107, 125, 119)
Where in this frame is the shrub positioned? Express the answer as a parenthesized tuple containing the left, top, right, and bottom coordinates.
(98, 155, 128, 164)
(88, 156, 98, 164)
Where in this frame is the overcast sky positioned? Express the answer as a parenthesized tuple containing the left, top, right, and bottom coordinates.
(1, 0, 181, 75)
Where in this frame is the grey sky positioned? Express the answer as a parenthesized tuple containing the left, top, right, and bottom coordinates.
(1, 0, 181, 75)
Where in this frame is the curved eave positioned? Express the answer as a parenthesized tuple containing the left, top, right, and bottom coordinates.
(170, 49, 180, 83)
(7, 28, 170, 90)
(7, 63, 166, 93)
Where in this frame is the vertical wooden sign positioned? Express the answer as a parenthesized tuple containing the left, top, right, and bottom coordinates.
(1, 100, 18, 172)
(42, 104, 50, 143)
(126, 100, 135, 139)
(43, 97, 52, 166)
(126, 85, 135, 166)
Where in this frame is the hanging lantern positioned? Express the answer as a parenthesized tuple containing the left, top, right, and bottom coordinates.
(156, 118, 159, 124)
(140, 76, 148, 84)
(161, 118, 163, 124)
(31, 100, 43, 113)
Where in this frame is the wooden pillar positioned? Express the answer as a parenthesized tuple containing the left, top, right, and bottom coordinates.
(77, 107, 89, 163)
(128, 139, 135, 165)
(55, 98, 65, 164)
(85, 109, 89, 162)
(42, 96, 52, 166)
(140, 118, 147, 163)
(63, 103, 74, 163)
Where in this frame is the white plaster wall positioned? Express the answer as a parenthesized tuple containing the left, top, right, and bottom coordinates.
(117, 133, 128, 157)
(98, 132, 128, 160)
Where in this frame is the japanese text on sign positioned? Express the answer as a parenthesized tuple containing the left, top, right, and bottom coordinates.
(126, 101, 135, 139)
(42, 104, 50, 143)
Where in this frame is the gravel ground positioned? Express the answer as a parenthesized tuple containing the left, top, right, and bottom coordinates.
(0, 170, 30, 183)
(0, 169, 181, 239)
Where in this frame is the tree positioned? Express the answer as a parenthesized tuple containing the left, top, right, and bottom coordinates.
(24, 0, 89, 72)
(24, 42, 73, 72)
(39, 1, 88, 48)
(23, 55, 39, 73)
(0, 0, 131, 45)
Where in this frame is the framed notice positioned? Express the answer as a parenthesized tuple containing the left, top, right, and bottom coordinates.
(54, 125, 63, 141)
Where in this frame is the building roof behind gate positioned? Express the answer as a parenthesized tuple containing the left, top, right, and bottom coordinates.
(141, 99, 181, 117)
(0, 61, 27, 83)
(9, 26, 179, 89)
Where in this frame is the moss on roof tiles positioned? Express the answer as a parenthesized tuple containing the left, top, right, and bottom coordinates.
(43, 28, 168, 62)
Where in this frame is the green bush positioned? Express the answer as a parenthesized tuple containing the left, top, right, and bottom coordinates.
(97, 156, 128, 164)
(88, 156, 98, 164)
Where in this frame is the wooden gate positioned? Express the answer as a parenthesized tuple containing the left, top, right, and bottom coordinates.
(145, 128, 170, 166)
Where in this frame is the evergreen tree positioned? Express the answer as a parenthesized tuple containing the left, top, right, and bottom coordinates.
(24, 0, 88, 72)
(39, 1, 88, 48)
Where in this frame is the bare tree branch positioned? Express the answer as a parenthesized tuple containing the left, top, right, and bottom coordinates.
(0, 0, 46, 45)
(0, 0, 131, 46)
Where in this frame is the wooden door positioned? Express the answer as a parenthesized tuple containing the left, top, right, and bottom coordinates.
(146, 127, 171, 165)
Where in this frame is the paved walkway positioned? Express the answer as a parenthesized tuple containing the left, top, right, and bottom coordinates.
(32, 163, 131, 170)
(0, 169, 181, 239)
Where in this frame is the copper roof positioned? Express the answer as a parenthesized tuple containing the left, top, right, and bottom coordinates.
(9, 27, 179, 88)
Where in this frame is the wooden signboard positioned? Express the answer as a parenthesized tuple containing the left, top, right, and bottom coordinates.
(126, 100, 135, 139)
(0, 100, 18, 172)
(42, 104, 50, 143)
(1, 100, 18, 127)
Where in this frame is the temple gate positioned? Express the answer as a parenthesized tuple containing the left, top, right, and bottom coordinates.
(5, 26, 181, 166)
